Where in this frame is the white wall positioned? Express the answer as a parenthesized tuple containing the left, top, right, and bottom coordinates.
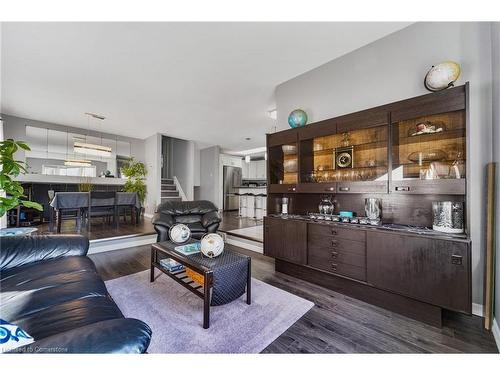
(275, 22, 493, 307)
(491, 22, 500, 335)
(171, 137, 195, 200)
(144, 133, 161, 215)
(199, 146, 220, 207)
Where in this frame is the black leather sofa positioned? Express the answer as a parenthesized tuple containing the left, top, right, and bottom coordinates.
(152, 200, 222, 242)
(0, 235, 151, 353)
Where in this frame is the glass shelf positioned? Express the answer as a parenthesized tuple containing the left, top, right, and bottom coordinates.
(300, 124, 388, 184)
(392, 110, 466, 180)
(269, 142, 298, 185)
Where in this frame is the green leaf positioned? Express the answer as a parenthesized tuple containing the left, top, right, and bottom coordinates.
(21, 200, 43, 211)
(16, 142, 31, 151)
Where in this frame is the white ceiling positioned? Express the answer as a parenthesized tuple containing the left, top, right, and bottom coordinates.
(1, 22, 411, 150)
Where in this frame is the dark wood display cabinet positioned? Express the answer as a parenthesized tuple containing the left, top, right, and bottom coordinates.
(265, 84, 472, 327)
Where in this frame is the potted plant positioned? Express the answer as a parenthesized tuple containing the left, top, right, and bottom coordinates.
(0, 139, 43, 231)
(121, 158, 147, 213)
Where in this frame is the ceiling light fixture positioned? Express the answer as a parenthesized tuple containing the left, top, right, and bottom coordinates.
(245, 155, 251, 163)
(74, 142, 112, 157)
(74, 113, 111, 157)
(64, 159, 92, 167)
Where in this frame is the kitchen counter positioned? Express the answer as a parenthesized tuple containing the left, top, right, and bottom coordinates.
(267, 214, 470, 243)
(14, 174, 128, 185)
(234, 186, 267, 189)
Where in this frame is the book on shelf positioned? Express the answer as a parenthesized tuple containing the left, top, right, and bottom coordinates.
(174, 241, 201, 255)
(159, 258, 185, 272)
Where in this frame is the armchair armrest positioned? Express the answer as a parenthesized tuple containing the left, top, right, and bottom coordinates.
(151, 212, 175, 228)
(0, 235, 89, 272)
(201, 210, 222, 228)
(8, 318, 152, 354)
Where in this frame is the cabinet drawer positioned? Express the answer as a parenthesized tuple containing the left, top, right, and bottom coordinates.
(308, 244, 366, 267)
(336, 181, 388, 194)
(308, 223, 366, 242)
(309, 253, 366, 281)
(268, 184, 297, 193)
(308, 235, 366, 256)
(297, 183, 336, 193)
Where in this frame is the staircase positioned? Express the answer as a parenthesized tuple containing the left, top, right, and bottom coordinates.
(161, 178, 182, 203)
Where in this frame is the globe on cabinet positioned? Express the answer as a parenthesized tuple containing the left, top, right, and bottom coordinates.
(288, 109, 308, 128)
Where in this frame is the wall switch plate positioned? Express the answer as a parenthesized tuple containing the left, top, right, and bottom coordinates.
(451, 255, 463, 265)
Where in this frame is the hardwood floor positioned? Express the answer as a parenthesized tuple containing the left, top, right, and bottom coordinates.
(90, 244, 498, 353)
(218, 211, 261, 232)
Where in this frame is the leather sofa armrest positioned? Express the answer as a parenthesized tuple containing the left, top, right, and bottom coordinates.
(0, 235, 89, 272)
(201, 210, 221, 228)
(151, 212, 175, 228)
(8, 318, 152, 354)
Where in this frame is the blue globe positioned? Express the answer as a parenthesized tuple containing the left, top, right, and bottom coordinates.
(288, 109, 308, 128)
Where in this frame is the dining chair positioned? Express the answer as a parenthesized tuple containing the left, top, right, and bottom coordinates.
(88, 191, 117, 230)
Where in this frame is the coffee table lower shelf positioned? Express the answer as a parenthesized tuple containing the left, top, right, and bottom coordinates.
(150, 244, 251, 329)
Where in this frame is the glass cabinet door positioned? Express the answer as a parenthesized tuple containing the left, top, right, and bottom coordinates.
(392, 110, 466, 182)
(268, 142, 298, 185)
(300, 125, 388, 184)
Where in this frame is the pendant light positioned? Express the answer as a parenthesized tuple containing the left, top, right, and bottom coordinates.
(65, 128, 91, 166)
(74, 113, 111, 157)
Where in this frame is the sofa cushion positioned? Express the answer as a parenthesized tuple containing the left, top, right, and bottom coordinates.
(185, 222, 206, 233)
(0, 256, 112, 337)
(9, 297, 123, 341)
(156, 200, 218, 216)
(174, 214, 203, 224)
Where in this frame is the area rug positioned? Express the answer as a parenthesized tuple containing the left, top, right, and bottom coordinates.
(105, 270, 313, 353)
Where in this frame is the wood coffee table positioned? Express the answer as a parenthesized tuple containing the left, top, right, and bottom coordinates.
(150, 241, 251, 329)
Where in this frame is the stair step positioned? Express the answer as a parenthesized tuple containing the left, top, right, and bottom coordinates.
(161, 192, 179, 197)
(162, 179, 174, 184)
(161, 197, 182, 202)
(161, 185, 176, 190)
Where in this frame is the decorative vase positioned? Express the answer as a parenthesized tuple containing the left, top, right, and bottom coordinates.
(288, 109, 308, 128)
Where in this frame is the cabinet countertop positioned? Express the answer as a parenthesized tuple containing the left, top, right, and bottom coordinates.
(14, 174, 128, 185)
(266, 214, 470, 243)
(235, 186, 267, 189)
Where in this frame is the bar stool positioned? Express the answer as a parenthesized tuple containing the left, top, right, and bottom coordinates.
(238, 193, 248, 217)
(255, 193, 267, 221)
(246, 193, 256, 219)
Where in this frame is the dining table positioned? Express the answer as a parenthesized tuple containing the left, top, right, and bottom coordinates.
(49, 191, 141, 232)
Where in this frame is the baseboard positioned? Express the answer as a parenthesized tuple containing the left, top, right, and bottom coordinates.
(89, 234, 156, 254)
(472, 303, 484, 317)
(492, 318, 500, 351)
(224, 234, 263, 254)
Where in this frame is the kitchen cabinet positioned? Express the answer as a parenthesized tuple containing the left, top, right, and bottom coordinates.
(117, 140, 131, 157)
(242, 160, 267, 180)
(47, 129, 68, 158)
(255, 160, 267, 179)
(264, 217, 307, 265)
(242, 162, 249, 179)
(366, 231, 471, 314)
(25, 126, 48, 158)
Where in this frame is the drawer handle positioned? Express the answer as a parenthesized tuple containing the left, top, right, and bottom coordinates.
(331, 251, 338, 258)
(331, 263, 338, 271)
(339, 187, 350, 192)
(395, 186, 410, 192)
(325, 187, 335, 191)
(331, 230, 337, 235)
(331, 240, 338, 246)
(288, 187, 296, 192)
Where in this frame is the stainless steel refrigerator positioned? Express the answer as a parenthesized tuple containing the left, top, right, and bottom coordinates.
(223, 166, 242, 211)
